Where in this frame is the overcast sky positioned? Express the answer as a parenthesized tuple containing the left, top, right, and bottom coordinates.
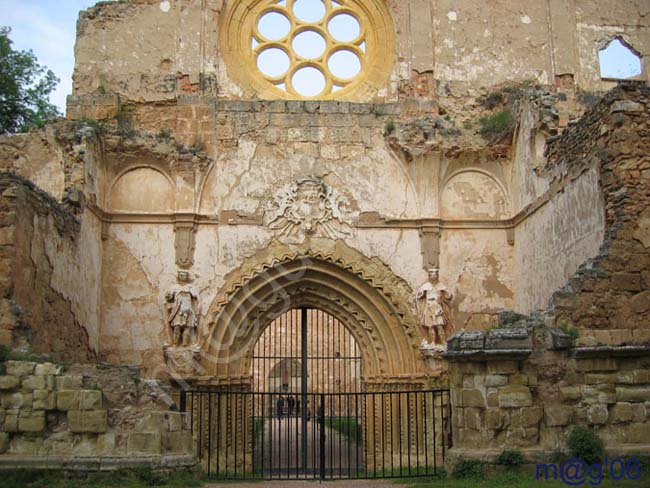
(1, 0, 104, 113)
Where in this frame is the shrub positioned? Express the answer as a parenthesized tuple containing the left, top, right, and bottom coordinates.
(383, 118, 396, 136)
(496, 448, 526, 467)
(452, 458, 484, 479)
(479, 110, 515, 140)
(567, 426, 604, 465)
(0, 344, 9, 362)
(134, 466, 165, 486)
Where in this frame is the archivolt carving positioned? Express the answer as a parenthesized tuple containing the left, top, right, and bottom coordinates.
(200, 238, 422, 379)
(203, 238, 416, 338)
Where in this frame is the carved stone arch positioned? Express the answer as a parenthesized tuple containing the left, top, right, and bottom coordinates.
(440, 168, 511, 220)
(200, 238, 425, 385)
(108, 165, 176, 213)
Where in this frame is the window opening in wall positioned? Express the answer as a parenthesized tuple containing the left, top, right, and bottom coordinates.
(598, 38, 643, 80)
(254, 0, 365, 97)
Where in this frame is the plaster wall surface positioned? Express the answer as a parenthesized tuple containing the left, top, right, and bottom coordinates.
(440, 229, 514, 330)
(71, 0, 650, 104)
(514, 167, 606, 314)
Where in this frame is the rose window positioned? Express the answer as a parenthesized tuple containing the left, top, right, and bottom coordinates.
(221, 0, 395, 101)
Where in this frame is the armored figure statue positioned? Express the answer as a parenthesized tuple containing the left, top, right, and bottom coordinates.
(415, 267, 454, 348)
(165, 276, 199, 347)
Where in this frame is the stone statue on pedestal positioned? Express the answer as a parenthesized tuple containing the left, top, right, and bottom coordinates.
(163, 271, 201, 376)
(415, 267, 454, 350)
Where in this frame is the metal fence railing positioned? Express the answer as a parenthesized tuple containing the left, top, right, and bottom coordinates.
(181, 388, 451, 480)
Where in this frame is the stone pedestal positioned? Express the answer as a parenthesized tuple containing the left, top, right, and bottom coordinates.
(163, 345, 201, 376)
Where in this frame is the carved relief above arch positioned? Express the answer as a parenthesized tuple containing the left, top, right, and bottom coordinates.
(108, 166, 176, 213)
(440, 169, 511, 220)
(199, 238, 426, 385)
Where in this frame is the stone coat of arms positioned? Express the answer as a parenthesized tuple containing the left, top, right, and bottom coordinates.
(264, 177, 358, 243)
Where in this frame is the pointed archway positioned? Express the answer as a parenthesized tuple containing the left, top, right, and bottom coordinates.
(199, 238, 427, 390)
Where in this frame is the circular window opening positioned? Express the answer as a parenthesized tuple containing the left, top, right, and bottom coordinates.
(257, 11, 292, 40)
(222, 0, 396, 100)
(293, 0, 326, 23)
(292, 30, 327, 59)
(292, 66, 327, 97)
(328, 13, 360, 42)
(257, 47, 291, 79)
(328, 49, 361, 80)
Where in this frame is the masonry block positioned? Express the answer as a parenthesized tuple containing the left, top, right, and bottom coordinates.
(560, 386, 581, 402)
(485, 408, 508, 430)
(498, 385, 532, 408)
(545, 406, 573, 426)
(128, 432, 162, 455)
(67, 409, 108, 433)
(485, 374, 508, 387)
(587, 405, 609, 425)
(163, 431, 193, 454)
(1, 392, 32, 409)
(4, 409, 18, 432)
(22, 375, 46, 390)
(0, 375, 19, 390)
(57, 390, 81, 410)
(79, 390, 102, 410)
(56, 375, 83, 390)
(33, 389, 56, 410)
(6, 361, 36, 377)
(576, 358, 618, 372)
(0, 432, 8, 454)
(34, 363, 61, 376)
(487, 361, 519, 374)
(460, 389, 485, 408)
(511, 407, 544, 428)
(616, 386, 650, 402)
(18, 410, 45, 432)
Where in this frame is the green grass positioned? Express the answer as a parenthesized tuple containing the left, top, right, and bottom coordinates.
(324, 416, 362, 442)
(478, 110, 515, 140)
(397, 470, 650, 488)
(4, 459, 650, 487)
(1, 469, 202, 488)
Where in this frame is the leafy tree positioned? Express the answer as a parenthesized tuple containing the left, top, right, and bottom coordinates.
(0, 26, 60, 134)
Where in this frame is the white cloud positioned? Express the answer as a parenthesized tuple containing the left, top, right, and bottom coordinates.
(1, 0, 107, 112)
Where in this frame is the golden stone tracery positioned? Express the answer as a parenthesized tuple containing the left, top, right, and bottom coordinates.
(221, 0, 396, 100)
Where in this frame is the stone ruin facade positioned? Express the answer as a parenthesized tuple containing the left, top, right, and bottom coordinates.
(0, 0, 649, 471)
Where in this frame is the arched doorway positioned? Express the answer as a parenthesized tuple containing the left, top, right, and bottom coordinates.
(185, 241, 451, 479)
(252, 308, 362, 394)
(250, 307, 364, 477)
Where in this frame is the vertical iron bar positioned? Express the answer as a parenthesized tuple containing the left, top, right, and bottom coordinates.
(180, 389, 187, 413)
(432, 391, 437, 474)
(447, 389, 453, 456)
(319, 393, 326, 480)
(198, 393, 203, 466)
(301, 307, 308, 472)
(396, 393, 403, 476)
(381, 391, 386, 474)
(423, 391, 429, 475)
(261, 392, 266, 478)
(407, 391, 412, 475)
(440, 392, 446, 461)
(207, 393, 213, 476)
(216, 393, 221, 477)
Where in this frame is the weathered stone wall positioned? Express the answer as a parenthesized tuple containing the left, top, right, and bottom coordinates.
(70, 1, 650, 104)
(543, 84, 650, 343)
(514, 168, 605, 314)
(446, 326, 650, 462)
(0, 174, 101, 361)
(0, 359, 193, 467)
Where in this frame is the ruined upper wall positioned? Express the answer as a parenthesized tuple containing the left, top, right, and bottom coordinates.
(70, 0, 650, 105)
(0, 174, 102, 362)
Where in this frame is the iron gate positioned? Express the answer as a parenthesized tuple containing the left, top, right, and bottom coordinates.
(181, 307, 451, 479)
